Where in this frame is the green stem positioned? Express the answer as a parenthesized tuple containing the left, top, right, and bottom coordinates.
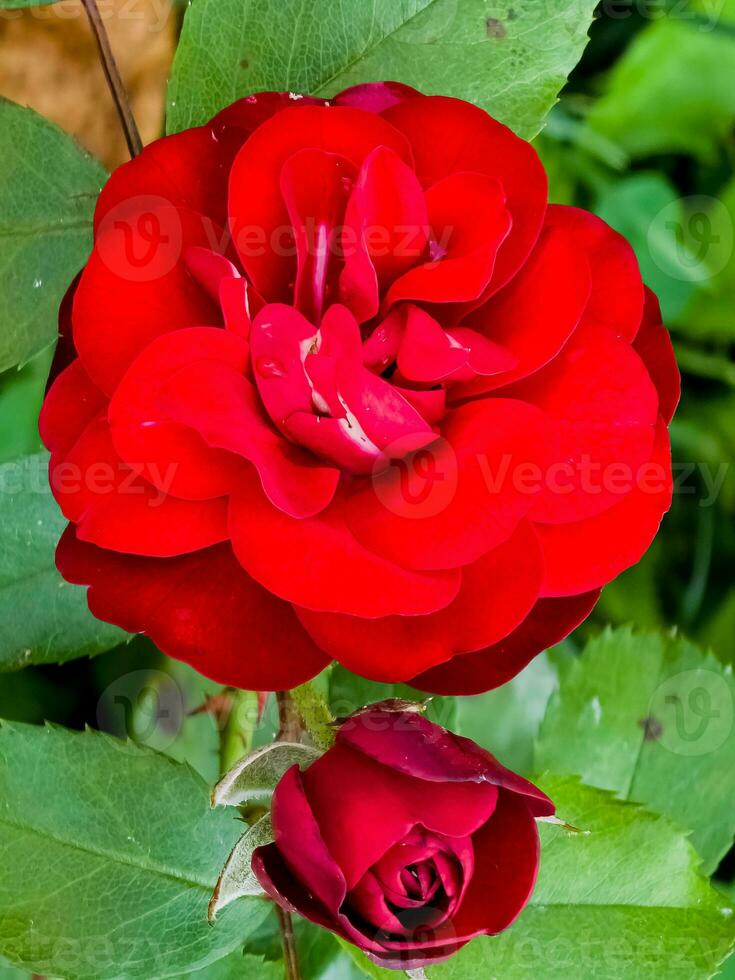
(218, 689, 257, 775)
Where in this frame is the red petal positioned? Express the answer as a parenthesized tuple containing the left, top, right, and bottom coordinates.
(39, 359, 106, 457)
(546, 204, 644, 341)
(108, 327, 249, 501)
(209, 91, 327, 136)
(74, 205, 222, 394)
(302, 742, 498, 890)
(411, 590, 601, 695)
(337, 708, 554, 817)
(268, 766, 348, 914)
(633, 288, 680, 424)
(53, 417, 228, 557)
(57, 527, 330, 690)
(229, 470, 460, 616)
(456, 219, 592, 396)
(538, 420, 672, 596)
(161, 359, 340, 518)
(383, 96, 547, 294)
(339, 145, 429, 321)
(453, 792, 540, 935)
(296, 520, 543, 682)
(346, 398, 552, 571)
(508, 326, 659, 525)
(95, 92, 324, 232)
(386, 172, 510, 306)
(94, 127, 235, 232)
(332, 82, 423, 113)
(397, 307, 515, 385)
(228, 105, 412, 301)
(281, 148, 356, 322)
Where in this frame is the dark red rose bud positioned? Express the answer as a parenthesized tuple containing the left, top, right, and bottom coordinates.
(252, 707, 554, 969)
(40, 83, 678, 695)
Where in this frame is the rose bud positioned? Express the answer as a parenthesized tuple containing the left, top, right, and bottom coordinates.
(252, 705, 554, 969)
(40, 83, 678, 696)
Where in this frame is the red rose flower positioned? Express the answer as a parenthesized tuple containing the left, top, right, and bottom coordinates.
(252, 704, 554, 968)
(39, 83, 679, 694)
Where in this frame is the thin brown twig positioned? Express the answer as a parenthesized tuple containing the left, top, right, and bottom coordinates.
(274, 691, 303, 979)
(81, 0, 143, 157)
(275, 904, 302, 980)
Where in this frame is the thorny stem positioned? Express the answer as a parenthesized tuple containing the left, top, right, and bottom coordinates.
(274, 691, 304, 979)
(81, 0, 143, 157)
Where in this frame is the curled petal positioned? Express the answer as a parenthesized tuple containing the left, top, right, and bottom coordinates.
(546, 204, 644, 341)
(508, 326, 659, 525)
(397, 306, 516, 385)
(339, 145, 429, 320)
(228, 105, 412, 301)
(74, 205, 222, 395)
(301, 742, 499, 889)
(53, 417, 229, 557)
(537, 420, 672, 596)
(386, 172, 511, 306)
(296, 520, 543, 682)
(281, 148, 356, 322)
(108, 326, 249, 501)
(336, 709, 554, 817)
(40, 359, 106, 458)
(412, 590, 601, 695)
(332, 81, 422, 113)
(57, 527, 329, 690)
(229, 470, 460, 617)
(451, 792, 541, 936)
(346, 398, 552, 571)
(456, 219, 592, 396)
(384, 96, 547, 293)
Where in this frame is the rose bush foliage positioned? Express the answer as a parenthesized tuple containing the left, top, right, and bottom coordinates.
(39, 83, 679, 694)
(253, 704, 554, 968)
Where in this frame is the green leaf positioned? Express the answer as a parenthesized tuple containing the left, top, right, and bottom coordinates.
(0, 349, 51, 464)
(0, 99, 106, 372)
(586, 13, 735, 163)
(0, 1, 61, 6)
(168, 0, 598, 139)
(430, 776, 735, 979)
(334, 937, 396, 979)
(0, 453, 128, 671)
(536, 627, 735, 873)
(0, 721, 269, 979)
(175, 952, 283, 980)
(455, 653, 557, 775)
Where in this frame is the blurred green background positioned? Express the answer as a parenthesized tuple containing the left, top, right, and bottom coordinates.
(0, 0, 734, 970)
